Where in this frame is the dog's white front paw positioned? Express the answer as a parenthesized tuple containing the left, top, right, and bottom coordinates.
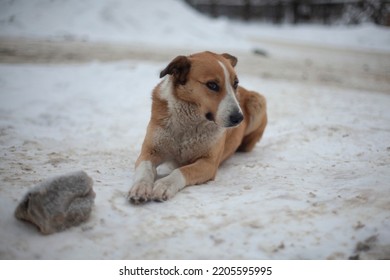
(128, 180, 153, 204)
(152, 179, 179, 202)
(152, 170, 186, 202)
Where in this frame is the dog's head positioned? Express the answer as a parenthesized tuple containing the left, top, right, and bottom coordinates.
(160, 51, 243, 128)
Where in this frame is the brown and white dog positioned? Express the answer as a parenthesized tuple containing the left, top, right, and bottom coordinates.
(128, 51, 267, 204)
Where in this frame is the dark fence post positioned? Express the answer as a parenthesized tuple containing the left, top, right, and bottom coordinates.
(243, 0, 251, 21)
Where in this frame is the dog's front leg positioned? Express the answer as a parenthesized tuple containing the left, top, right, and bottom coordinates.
(152, 157, 220, 201)
(128, 160, 157, 204)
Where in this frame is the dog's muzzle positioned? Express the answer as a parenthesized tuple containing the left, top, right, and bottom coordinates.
(226, 111, 244, 127)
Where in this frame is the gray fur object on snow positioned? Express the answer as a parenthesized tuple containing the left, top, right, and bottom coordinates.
(14, 170, 95, 234)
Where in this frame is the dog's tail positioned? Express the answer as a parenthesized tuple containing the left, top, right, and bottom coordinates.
(237, 90, 267, 152)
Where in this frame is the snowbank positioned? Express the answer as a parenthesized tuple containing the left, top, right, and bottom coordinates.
(0, 0, 244, 50)
(1, 0, 389, 52)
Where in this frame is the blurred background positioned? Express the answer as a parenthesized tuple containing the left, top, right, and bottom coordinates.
(185, 0, 390, 26)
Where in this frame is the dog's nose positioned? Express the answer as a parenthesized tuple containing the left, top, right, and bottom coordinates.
(228, 111, 244, 127)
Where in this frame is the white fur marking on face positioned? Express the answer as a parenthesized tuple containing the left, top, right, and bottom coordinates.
(159, 76, 173, 101)
(159, 76, 185, 121)
(216, 61, 242, 126)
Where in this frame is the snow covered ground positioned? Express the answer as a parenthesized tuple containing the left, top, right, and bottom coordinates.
(0, 0, 389, 259)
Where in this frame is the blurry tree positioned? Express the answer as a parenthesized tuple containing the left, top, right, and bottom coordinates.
(184, 0, 390, 26)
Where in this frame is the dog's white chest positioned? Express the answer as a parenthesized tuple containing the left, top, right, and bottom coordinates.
(154, 78, 224, 164)
(154, 119, 222, 165)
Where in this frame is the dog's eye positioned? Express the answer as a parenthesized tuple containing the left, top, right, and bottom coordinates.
(206, 81, 219, 92)
(233, 79, 239, 90)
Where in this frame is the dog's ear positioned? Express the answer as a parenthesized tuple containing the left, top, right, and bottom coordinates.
(160, 55, 191, 85)
(221, 53, 238, 67)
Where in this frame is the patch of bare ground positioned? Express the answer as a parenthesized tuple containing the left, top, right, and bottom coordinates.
(1, 36, 389, 93)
